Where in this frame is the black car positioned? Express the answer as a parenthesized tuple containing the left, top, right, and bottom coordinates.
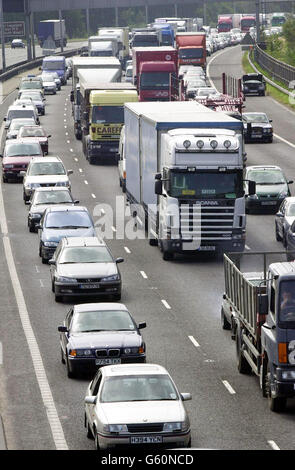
(58, 303, 146, 378)
(243, 112, 273, 143)
(242, 73, 266, 96)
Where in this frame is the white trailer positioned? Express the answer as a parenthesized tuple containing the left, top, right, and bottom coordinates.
(125, 101, 247, 260)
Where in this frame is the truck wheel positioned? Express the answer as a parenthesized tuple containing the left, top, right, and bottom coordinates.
(265, 363, 286, 412)
(236, 328, 252, 374)
(221, 307, 231, 330)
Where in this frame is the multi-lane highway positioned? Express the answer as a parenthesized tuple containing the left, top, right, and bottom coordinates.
(0, 44, 295, 451)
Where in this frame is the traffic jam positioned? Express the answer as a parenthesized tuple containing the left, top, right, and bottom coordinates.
(1, 13, 295, 453)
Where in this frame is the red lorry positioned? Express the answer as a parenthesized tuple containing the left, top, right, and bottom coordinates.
(217, 16, 233, 33)
(175, 32, 206, 68)
(132, 47, 181, 101)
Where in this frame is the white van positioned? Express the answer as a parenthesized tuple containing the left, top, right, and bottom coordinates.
(118, 125, 126, 192)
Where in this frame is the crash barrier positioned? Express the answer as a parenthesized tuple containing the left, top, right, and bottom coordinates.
(253, 44, 295, 88)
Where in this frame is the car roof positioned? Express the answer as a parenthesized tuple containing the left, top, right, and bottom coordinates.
(29, 156, 62, 163)
(246, 165, 281, 171)
(8, 104, 35, 111)
(33, 186, 71, 193)
(44, 205, 88, 213)
(74, 302, 127, 313)
(101, 364, 169, 377)
(5, 138, 40, 145)
(61, 236, 105, 247)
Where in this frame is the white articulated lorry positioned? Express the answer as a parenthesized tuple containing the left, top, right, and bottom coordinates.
(124, 101, 250, 260)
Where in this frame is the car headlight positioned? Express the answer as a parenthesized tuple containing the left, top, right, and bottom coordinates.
(163, 422, 185, 432)
(101, 274, 120, 282)
(279, 190, 288, 198)
(55, 276, 77, 283)
(106, 424, 128, 434)
(280, 370, 295, 380)
(124, 346, 145, 354)
(30, 213, 41, 219)
(56, 181, 69, 187)
(75, 349, 93, 356)
(43, 241, 58, 247)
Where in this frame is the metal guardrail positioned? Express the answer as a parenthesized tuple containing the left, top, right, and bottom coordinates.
(0, 48, 81, 83)
(253, 44, 295, 87)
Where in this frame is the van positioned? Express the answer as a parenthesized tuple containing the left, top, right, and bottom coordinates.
(4, 104, 40, 130)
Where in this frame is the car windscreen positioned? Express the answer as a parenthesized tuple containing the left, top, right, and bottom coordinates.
(20, 82, 42, 90)
(243, 114, 268, 123)
(7, 110, 35, 120)
(71, 309, 134, 333)
(92, 106, 124, 124)
(10, 119, 35, 130)
(100, 375, 179, 403)
(29, 162, 66, 176)
(5, 142, 42, 157)
(19, 127, 46, 137)
(45, 211, 92, 229)
(20, 92, 42, 101)
(43, 61, 65, 70)
(247, 169, 285, 185)
(59, 246, 113, 264)
(33, 190, 72, 205)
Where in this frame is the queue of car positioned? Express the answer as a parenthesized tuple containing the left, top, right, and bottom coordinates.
(0, 61, 193, 451)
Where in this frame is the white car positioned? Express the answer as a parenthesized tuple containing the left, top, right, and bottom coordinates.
(22, 156, 73, 202)
(194, 87, 220, 101)
(39, 74, 57, 94)
(124, 65, 133, 83)
(84, 363, 192, 450)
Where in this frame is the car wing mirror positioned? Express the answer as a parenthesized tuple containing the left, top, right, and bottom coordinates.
(116, 257, 124, 264)
(138, 322, 146, 329)
(58, 326, 67, 333)
(67, 169, 73, 175)
(288, 180, 294, 185)
(47, 135, 51, 138)
(48, 259, 56, 265)
(74, 200, 79, 204)
(85, 396, 97, 405)
(181, 393, 192, 401)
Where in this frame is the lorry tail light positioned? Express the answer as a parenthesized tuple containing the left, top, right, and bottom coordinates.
(123, 170, 126, 179)
(278, 343, 288, 363)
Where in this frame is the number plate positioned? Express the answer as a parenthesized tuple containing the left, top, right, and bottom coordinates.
(199, 246, 216, 251)
(79, 283, 100, 289)
(261, 201, 276, 206)
(130, 436, 163, 444)
(95, 358, 121, 365)
(109, 148, 118, 152)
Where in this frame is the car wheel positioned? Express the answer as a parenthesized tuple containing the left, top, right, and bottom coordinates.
(85, 414, 93, 439)
(61, 347, 65, 364)
(221, 307, 231, 330)
(55, 292, 62, 302)
(275, 222, 282, 242)
(51, 280, 55, 293)
(42, 256, 48, 264)
(66, 356, 75, 378)
(29, 224, 35, 233)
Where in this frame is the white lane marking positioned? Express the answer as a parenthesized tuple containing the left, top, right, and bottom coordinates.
(274, 133, 295, 149)
(124, 246, 131, 254)
(161, 299, 171, 310)
(66, 140, 70, 144)
(222, 380, 236, 395)
(69, 148, 73, 153)
(39, 279, 44, 288)
(74, 158, 78, 162)
(0, 133, 68, 448)
(84, 180, 88, 185)
(188, 335, 200, 348)
(65, 132, 68, 136)
(111, 226, 117, 232)
(140, 271, 148, 279)
(267, 440, 280, 450)
(79, 168, 83, 173)
(91, 193, 96, 199)
(245, 245, 250, 250)
(101, 208, 105, 215)
(64, 126, 67, 129)
(35, 265, 40, 273)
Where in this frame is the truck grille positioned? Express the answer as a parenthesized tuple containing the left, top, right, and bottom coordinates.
(127, 423, 163, 433)
(180, 202, 234, 241)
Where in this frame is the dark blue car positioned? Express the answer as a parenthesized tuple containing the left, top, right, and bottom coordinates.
(37, 205, 96, 264)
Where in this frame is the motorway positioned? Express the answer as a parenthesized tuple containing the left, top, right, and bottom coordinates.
(0, 41, 87, 69)
(0, 44, 295, 451)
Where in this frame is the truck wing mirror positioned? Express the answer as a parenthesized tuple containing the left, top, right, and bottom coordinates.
(258, 293, 268, 316)
(70, 91, 74, 102)
(248, 180, 256, 196)
(155, 180, 162, 195)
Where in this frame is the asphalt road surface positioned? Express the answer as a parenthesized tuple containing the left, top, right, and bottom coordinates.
(0, 45, 295, 451)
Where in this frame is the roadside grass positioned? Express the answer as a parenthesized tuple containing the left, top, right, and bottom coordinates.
(242, 50, 295, 110)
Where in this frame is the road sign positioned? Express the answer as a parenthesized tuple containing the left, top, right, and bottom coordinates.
(0, 21, 25, 37)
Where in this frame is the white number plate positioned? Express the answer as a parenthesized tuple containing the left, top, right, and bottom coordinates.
(199, 246, 216, 251)
(261, 201, 276, 206)
(79, 283, 100, 289)
(130, 436, 163, 444)
(95, 358, 121, 365)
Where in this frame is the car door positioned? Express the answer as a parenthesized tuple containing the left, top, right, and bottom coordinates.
(50, 241, 62, 281)
(287, 220, 295, 253)
(62, 308, 73, 357)
(277, 200, 286, 238)
(86, 370, 103, 426)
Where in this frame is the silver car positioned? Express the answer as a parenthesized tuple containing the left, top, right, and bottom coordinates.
(84, 363, 192, 450)
(275, 197, 295, 246)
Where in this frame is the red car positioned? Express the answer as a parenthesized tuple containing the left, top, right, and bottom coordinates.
(1, 139, 43, 182)
(17, 125, 51, 155)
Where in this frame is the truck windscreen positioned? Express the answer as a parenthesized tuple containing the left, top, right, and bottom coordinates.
(92, 106, 124, 124)
(168, 170, 243, 199)
(279, 281, 295, 324)
(90, 51, 113, 56)
(140, 72, 170, 89)
(179, 49, 204, 59)
(43, 61, 65, 70)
